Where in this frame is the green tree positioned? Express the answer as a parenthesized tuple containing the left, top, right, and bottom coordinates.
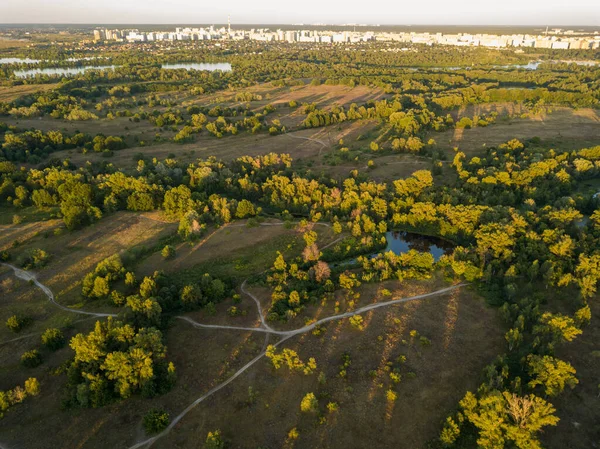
(205, 430, 225, 449)
(527, 355, 578, 396)
(41, 328, 65, 351)
(143, 409, 169, 434)
(300, 392, 318, 413)
(21, 350, 42, 368)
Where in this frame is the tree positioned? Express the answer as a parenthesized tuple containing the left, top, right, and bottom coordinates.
(180, 284, 203, 309)
(300, 392, 318, 413)
(459, 390, 559, 449)
(205, 430, 225, 449)
(6, 315, 26, 333)
(313, 261, 331, 283)
(41, 328, 65, 351)
(161, 245, 176, 260)
(163, 185, 194, 218)
(143, 409, 169, 434)
(24, 377, 40, 396)
(21, 350, 42, 368)
(527, 355, 578, 397)
(235, 199, 256, 218)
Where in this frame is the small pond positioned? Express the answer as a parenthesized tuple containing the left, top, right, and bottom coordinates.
(380, 231, 453, 262)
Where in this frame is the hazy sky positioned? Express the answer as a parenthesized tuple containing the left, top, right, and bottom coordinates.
(3, 0, 600, 25)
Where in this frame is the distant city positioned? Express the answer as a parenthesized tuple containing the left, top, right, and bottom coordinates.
(92, 24, 600, 50)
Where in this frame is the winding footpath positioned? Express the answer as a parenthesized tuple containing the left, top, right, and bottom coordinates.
(131, 283, 465, 449)
(1, 262, 116, 318)
(285, 131, 328, 155)
(1, 226, 465, 449)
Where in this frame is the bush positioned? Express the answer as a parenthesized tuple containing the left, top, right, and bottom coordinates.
(300, 392, 318, 413)
(161, 245, 176, 260)
(143, 409, 170, 434)
(41, 328, 65, 351)
(205, 430, 225, 449)
(6, 314, 28, 333)
(21, 350, 42, 368)
(24, 377, 40, 396)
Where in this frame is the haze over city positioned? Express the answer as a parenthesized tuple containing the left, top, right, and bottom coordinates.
(2, 0, 600, 25)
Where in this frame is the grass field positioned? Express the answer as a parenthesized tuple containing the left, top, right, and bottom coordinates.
(0, 83, 58, 102)
(151, 278, 502, 449)
(431, 107, 600, 156)
(0, 272, 503, 449)
(138, 219, 338, 284)
(1, 211, 178, 311)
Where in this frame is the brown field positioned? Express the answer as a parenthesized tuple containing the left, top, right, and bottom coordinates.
(151, 278, 502, 449)
(0, 83, 58, 102)
(431, 107, 600, 156)
(0, 274, 503, 449)
(1, 211, 177, 310)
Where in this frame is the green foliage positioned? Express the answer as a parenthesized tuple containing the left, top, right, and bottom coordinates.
(205, 430, 225, 449)
(21, 350, 42, 368)
(527, 355, 578, 397)
(41, 328, 66, 351)
(6, 314, 28, 333)
(143, 409, 170, 434)
(161, 245, 176, 260)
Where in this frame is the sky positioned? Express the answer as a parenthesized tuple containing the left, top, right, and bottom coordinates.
(2, 0, 600, 26)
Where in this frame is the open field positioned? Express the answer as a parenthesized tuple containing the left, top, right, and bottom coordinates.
(0, 83, 58, 102)
(431, 107, 600, 155)
(1, 211, 177, 310)
(138, 220, 339, 284)
(151, 278, 502, 449)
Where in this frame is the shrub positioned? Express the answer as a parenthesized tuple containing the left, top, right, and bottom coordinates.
(21, 350, 42, 368)
(161, 245, 176, 260)
(205, 430, 225, 449)
(24, 378, 40, 396)
(41, 328, 65, 351)
(143, 409, 170, 434)
(6, 315, 28, 333)
(300, 392, 318, 413)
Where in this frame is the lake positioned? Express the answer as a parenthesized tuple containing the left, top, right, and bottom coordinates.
(380, 231, 452, 261)
(11, 62, 232, 78)
(13, 66, 117, 78)
(0, 57, 41, 64)
(161, 62, 232, 71)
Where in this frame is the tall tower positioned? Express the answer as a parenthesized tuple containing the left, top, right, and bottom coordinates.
(228, 15, 231, 34)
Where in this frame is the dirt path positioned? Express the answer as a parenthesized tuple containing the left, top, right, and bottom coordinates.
(130, 282, 465, 448)
(1, 262, 116, 318)
(285, 131, 328, 155)
(2, 222, 463, 449)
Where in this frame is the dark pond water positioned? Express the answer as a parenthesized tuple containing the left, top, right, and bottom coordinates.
(380, 231, 453, 261)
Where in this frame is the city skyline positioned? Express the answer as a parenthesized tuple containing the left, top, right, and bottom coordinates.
(2, 0, 600, 26)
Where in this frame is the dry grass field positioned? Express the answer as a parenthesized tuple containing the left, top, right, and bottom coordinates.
(431, 107, 600, 156)
(150, 278, 502, 449)
(1, 211, 177, 310)
(0, 83, 58, 102)
(0, 272, 503, 449)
